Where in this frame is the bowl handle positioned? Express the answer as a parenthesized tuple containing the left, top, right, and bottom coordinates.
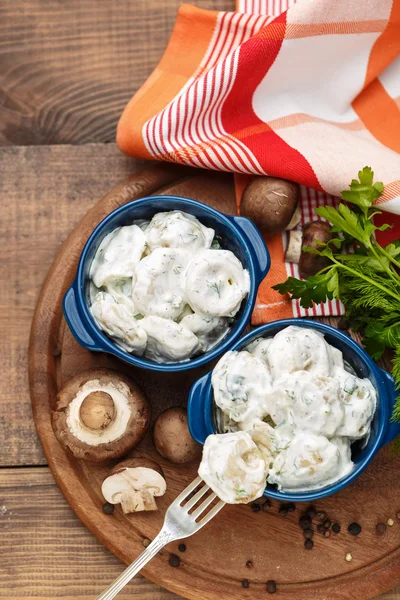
(231, 216, 270, 281)
(380, 368, 400, 445)
(187, 373, 214, 444)
(63, 285, 102, 352)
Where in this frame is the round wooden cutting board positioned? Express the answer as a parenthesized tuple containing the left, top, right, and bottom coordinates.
(29, 164, 400, 600)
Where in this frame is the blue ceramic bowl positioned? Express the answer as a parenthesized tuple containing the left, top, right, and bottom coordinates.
(188, 318, 400, 502)
(63, 195, 270, 372)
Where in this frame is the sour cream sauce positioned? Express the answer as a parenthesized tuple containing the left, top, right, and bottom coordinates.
(89, 211, 250, 363)
(199, 326, 377, 501)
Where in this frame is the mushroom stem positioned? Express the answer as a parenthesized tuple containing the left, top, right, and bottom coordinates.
(285, 230, 303, 264)
(79, 391, 115, 431)
(285, 206, 302, 231)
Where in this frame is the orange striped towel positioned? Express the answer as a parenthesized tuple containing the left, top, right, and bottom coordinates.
(117, 0, 400, 324)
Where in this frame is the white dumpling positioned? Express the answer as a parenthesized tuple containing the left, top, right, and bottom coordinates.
(198, 431, 268, 504)
(90, 225, 146, 289)
(265, 371, 344, 437)
(266, 326, 335, 380)
(186, 250, 250, 317)
(268, 432, 353, 491)
(132, 248, 189, 320)
(145, 211, 214, 253)
(212, 351, 272, 423)
(239, 419, 295, 461)
(333, 367, 377, 439)
(179, 313, 230, 352)
(90, 292, 147, 355)
(246, 337, 272, 362)
(140, 315, 200, 362)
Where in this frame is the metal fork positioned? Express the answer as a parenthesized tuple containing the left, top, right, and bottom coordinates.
(95, 476, 225, 600)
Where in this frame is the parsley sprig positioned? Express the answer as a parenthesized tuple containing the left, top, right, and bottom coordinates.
(273, 167, 400, 423)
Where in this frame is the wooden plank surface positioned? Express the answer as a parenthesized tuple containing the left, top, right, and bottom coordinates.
(0, 466, 179, 600)
(0, 0, 234, 146)
(0, 143, 145, 467)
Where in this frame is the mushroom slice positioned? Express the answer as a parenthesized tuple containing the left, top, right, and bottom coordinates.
(186, 249, 250, 317)
(140, 316, 200, 362)
(52, 369, 151, 462)
(132, 248, 189, 320)
(102, 464, 167, 514)
(145, 210, 215, 253)
(179, 313, 230, 352)
(90, 224, 146, 289)
(90, 292, 147, 355)
(198, 431, 268, 504)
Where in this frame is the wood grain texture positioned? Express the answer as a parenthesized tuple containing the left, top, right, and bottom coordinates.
(0, 466, 180, 600)
(0, 0, 234, 146)
(29, 168, 400, 600)
(0, 143, 147, 466)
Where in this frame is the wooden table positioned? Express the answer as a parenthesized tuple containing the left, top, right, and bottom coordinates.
(0, 2, 398, 599)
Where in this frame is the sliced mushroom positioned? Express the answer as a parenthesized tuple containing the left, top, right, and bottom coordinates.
(153, 407, 201, 464)
(102, 459, 166, 514)
(299, 221, 334, 278)
(241, 176, 299, 235)
(52, 368, 151, 462)
(285, 230, 303, 264)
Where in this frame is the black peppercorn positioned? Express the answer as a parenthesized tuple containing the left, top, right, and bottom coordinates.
(299, 515, 312, 529)
(262, 501, 270, 513)
(169, 554, 180, 568)
(304, 539, 314, 550)
(303, 528, 314, 539)
(102, 502, 114, 515)
(348, 522, 362, 536)
(306, 507, 316, 519)
(246, 560, 253, 569)
(251, 503, 261, 513)
(317, 523, 327, 534)
(376, 522, 387, 535)
(332, 523, 341, 534)
(242, 579, 249, 589)
(178, 544, 187, 553)
(287, 502, 296, 512)
(279, 503, 289, 516)
(317, 511, 327, 522)
(266, 580, 277, 594)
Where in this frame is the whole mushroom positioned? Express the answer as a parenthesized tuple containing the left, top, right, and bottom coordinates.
(241, 176, 300, 235)
(102, 458, 166, 514)
(284, 221, 334, 278)
(153, 407, 201, 464)
(299, 221, 334, 278)
(52, 368, 151, 462)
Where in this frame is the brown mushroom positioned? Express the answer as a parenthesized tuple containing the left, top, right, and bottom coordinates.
(152, 407, 201, 464)
(52, 368, 151, 462)
(241, 176, 299, 235)
(102, 458, 166, 514)
(299, 221, 334, 278)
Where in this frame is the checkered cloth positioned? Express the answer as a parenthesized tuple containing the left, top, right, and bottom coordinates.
(117, 0, 400, 322)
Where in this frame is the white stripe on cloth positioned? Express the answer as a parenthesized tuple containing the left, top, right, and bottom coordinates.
(143, 10, 269, 174)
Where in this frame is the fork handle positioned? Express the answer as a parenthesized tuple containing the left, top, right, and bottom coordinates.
(95, 531, 173, 600)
